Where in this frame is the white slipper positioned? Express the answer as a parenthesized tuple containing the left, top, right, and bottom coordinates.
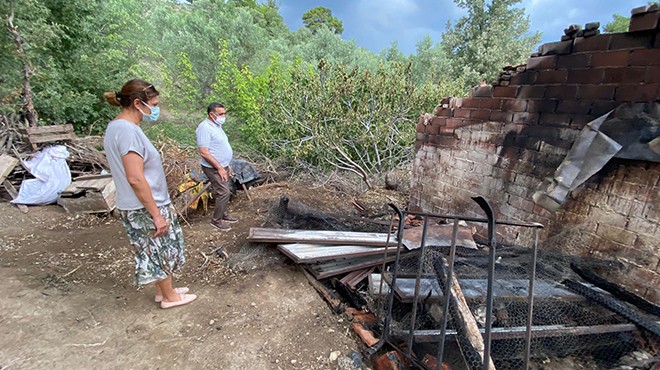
(160, 293, 197, 309)
(155, 287, 189, 302)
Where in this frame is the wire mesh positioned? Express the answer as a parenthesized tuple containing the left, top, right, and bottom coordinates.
(370, 208, 657, 370)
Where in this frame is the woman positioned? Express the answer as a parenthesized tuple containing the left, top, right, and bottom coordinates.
(103, 79, 196, 309)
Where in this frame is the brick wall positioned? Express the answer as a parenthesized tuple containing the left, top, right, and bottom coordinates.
(411, 8, 660, 302)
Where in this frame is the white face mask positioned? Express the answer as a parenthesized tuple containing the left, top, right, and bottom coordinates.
(214, 115, 226, 125)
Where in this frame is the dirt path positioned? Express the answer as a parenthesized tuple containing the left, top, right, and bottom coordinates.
(0, 184, 397, 369)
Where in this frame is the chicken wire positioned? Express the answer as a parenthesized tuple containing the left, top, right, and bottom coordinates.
(369, 208, 657, 370)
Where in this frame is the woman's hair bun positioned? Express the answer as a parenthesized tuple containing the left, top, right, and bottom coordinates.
(103, 91, 121, 107)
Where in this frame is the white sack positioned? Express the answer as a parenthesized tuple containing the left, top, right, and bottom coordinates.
(12, 145, 72, 205)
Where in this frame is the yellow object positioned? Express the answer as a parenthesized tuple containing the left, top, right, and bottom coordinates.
(177, 174, 209, 211)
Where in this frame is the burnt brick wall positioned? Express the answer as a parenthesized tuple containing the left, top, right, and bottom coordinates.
(410, 9, 660, 302)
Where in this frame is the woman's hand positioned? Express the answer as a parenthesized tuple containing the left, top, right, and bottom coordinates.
(152, 213, 169, 237)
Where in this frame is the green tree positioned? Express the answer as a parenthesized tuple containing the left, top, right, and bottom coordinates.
(604, 14, 629, 33)
(442, 0, 541, 89)
(302, 6, 343, 35)
(380, 41, 408, 64)
(0, 0, 144, 131)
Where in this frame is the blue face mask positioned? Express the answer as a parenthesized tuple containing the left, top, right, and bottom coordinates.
(139, 100, 160, 122)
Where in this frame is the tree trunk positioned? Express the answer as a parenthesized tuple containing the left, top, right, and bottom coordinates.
(7, 5, 38, 128)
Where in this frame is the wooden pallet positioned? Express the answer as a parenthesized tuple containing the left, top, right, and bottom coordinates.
(19, 124, 76, 150)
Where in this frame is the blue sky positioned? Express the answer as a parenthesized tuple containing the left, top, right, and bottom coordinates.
(277, 0, 641, 55)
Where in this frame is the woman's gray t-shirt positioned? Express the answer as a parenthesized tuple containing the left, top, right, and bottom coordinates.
(104, 119, 170, 210)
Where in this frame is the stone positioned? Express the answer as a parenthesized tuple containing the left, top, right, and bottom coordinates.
(337, 351, 363, 370)
(585, 22, 600, 30)
(583, 29, 601, 37)
(329, 351, 342, 363)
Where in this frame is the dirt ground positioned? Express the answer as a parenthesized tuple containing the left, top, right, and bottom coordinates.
(0, 183, 405, 370)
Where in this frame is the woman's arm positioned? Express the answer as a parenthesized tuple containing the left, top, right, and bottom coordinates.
(122, 152, 168, 237)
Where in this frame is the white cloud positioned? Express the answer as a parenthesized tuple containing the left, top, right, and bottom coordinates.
(353, 0, 419, 28)
(567, 8, 580, 19)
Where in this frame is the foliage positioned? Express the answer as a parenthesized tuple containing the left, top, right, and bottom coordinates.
(166, 52, 203, 108)
(302, 6, 343, 35)
(143, 119, 198, 148)
(254, 60, 444, 186)
(1, 0, 542, 182)
(603, 14, 629, 33)
(0, 0, 146, 132)
(442, 0, 541, 88)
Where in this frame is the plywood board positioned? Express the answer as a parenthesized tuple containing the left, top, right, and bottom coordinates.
(0, 154, 19, 184)
(277, 243, 394, 263)
(248, 227, 398, 247)
(402, 224, 477, 250)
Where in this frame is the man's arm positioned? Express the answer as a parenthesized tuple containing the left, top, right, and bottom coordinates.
(198, 147, 228, 181)
(122, 152, 168, 237)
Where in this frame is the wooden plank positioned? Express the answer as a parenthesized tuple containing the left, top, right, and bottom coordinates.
(277, 243, 393, 263)
(393, 323, 643, 343)
(74, 173, 113, 181)
(0, 154, 19, 184)
(248, 227, 398, 247)
(435, 257, 496, 370)
(308, 254, 405, 280)
(301, 267, 343, 313)
(20, 124, 74, 135)
(341, 266, 375, 289)
(3, 180, 29, 213)
(402, 224, 477, 250)
(27, 133, 75, 143)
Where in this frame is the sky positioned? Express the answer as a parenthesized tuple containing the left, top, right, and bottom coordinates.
(277, 0, 642, 55)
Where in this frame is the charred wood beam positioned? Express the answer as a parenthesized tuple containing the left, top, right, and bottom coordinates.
(434, 257, 496, 370)
(570, 263, 660, 317)
(301, 267, 344, 314)
(562, 279, 660, 338)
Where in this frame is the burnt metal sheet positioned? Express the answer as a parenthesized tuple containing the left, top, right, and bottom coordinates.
(277, 243, 392, 263)
(307, 254, 404, 279)
(401, 224, 477, 250)
(534, 102, 660, 212)
(369, 274, 581, 302)
(248, 227, 398, 246)
(394, 323, 641, 343)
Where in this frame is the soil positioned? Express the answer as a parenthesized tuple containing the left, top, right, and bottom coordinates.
(0, 183, 406, 370)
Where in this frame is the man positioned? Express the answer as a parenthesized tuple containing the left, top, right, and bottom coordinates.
(196, 102, 238, 231)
